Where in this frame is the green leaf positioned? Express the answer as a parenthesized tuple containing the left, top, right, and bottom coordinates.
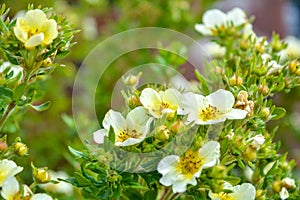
(271, 107, 286, 120)
(68, 146, 89, 160)
(108, 126, 115, 144)
(29, 101, 51, 112)
(0, 86, 13, 100)
(74, 172, 91, 187)
(123, 189, 143, 200)
(56, 50, 70, 58)
(144, 189, 158, 200)
(195, 70, 209, 95)
(13, 83, 26, 101)
(4, 51, 18, 65)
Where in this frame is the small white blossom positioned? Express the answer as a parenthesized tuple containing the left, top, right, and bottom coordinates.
(140, 88, 182, 118)
(157, 141, 220, 193)
(279, 187, 289, 200)
(93, 106, 152, 146)
(179, 89, 247, 125)
(195, 8, 246, 36)
(209, 182, 256, 200)
(1, 176, 19, 200)
(30, 193, 53, 200)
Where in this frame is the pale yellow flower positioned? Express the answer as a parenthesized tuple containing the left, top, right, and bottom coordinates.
(14, 9, 58, 49)
(0, 159, 23, 187)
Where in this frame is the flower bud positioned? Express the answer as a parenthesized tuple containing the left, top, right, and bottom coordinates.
(258, 85, 270, 95)
(33, 167, 51, 183)
(155, 125, 170, 141)
(229, 75, 243, 86)
(253, 65, 267, 76)
(171, 120, 184, 133)
(0, 141, 7, 150)
(260, 107, 270, 120)
(282, 177, 296, 189)
(255, 43, 265, 54)
(240, 38, 251, 50)
(14, 142, 28, 156)
(243, 145, 257, 161)
(122, 72, 142, 88)
(127, 95, 141, 109)
(272, 180, 282, 193)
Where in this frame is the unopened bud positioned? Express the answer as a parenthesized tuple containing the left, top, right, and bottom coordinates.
(289, 60, 300, 75)
(33, 167, 51, 183)
(258, 85, 270, 95)
(14, 142, 28, 156)
(272, 180, 282, 193)
(260, 107, 270, 119)
(243, 145, 257, 161)
(255, 43, 265, 54)
(122, 72, 142, 88)
(171, 120, 184, 133)
(229, 75, 243, 86)
(240, 39, 250, 50)
(155, 125, 170, 141)
(127, 95, 141, 109)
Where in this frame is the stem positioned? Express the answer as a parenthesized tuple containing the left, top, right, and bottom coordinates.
(0, 103, 16, 131)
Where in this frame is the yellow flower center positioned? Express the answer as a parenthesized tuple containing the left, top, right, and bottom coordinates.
(117, 129, 141, 142)
(199, 104, 220, 121)
(177, 149, 203, 178)
(219, 192, 234, 200)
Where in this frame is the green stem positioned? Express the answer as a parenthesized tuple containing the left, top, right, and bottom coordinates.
(0, 103, 16, 131)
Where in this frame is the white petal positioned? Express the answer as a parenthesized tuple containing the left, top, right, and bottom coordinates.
(31, 193, 53, 200)
(1, 176, 19, 200)
(226, 108, 247, 120)
(0, 159, 23, 186)
(161, 88, 181, 108)
(279, 187, 289, 200)
(203, 9, 227, 28)
(126, 106, 149, 128)
(206, 89, 235, 112)
(42, 19, 58, 45)
(194, 24, 212, 36)
(178, 92, 200, 115)
(93, 129, 108, 144)
(208, 190, 220, 200)
(195, 116, 226, 125)
(14, 26, 27, 43)
(157, 155, 179, 175)
(227, 7, 246, 26)
(231, 183, 256, 200)
(172, 179, 189, 193)
(25, 33, 44, 48)
(24, 9, 47, 30)
(199, 141, 220, 168)
(102, 109, 126, 133)
(116, 137, 145, 146)
(140, 88, 162, 111)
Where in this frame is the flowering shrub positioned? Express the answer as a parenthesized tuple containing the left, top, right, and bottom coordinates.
(0, 3, 300, 200)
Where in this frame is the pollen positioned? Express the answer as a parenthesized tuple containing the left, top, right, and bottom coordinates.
(116, 129, 141, 142)
(199, 104, 220, 121)
(177, 149, 203, 178)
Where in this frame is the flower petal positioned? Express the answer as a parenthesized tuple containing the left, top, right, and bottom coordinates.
(116, 137, 145, 146)
(42, 19, 58, 45)
(157, 155, 179, 175)
(0, 159, 23, 186)
(140, 88, 162, 117)
(203, 9, 227, 28)
(226, 108, 247, 120)
(231, 183, 256, 200)
(199, 141, 220, 168)
(14, 23, 28, 43)
(25, 33, 44, 48)
(24, 9, 47, 30)
(227, 7, 246, 26)
(1, 176, 19, 200)
(102, 109, 126, 133)
(161, 88, 181, 108)
(93, 129, 108, 144)
(126, 106, 149, 128)
(206, 89, 235, 112)
(279, 187, 289, 200)
(194, 24, 212, 36)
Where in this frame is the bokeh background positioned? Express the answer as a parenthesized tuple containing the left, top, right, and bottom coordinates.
(0, 0, 300, 198)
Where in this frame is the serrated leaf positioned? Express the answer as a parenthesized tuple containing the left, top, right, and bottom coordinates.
(30, 101, 51, 112)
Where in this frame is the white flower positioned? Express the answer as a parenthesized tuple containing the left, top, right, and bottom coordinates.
(279, 187, 289, 200)
(279, 36, 300, 61)
(140, 88, 182, 118)
(30, 193, 53, 200)
(0, 62, 23, 82)
(0, 159, 23, 187)
(195, 8, 246, 36)
(39, 170, 73, 195)
(14, 9, 58, 49)
(93, 106, 152, 146)
(209, 182, 256, 200)
(179, 89, 247, 125)
(157, 141, 220, 193)
(1, 176, 19, 200)
(244, 166, 254, 182)
(282, 177, 296, 188)
(250, 134, 265, 150)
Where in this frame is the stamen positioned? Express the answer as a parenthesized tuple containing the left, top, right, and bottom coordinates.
(177, 149, 203, 178)
(199, 104, 220, 121)
(116, 129, 141, 142)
